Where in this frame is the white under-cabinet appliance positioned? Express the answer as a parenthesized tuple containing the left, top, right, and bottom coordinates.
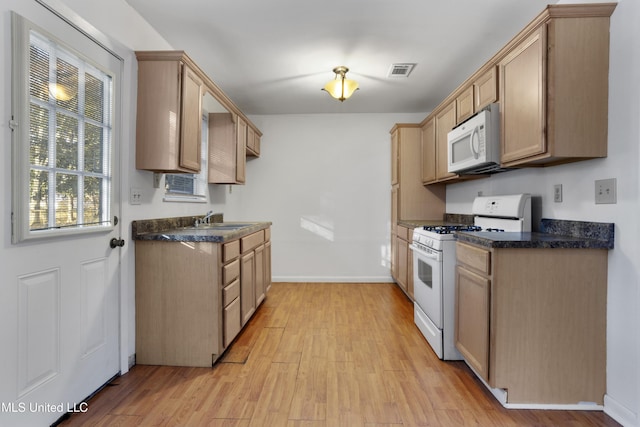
(410, 194, 531, 360)
(447, 103, 503, 175)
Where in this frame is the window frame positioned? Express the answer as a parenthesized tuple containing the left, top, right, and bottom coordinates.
(11, 13, 117, 243)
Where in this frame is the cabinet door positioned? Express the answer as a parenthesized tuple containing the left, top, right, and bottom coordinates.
(390, 186, 398, 236)
(455, 265, 490, 382)
(236, 117, 247, 183)
(406, 244, 414, 300)
(396, 237, 409, 293)
(179, 63, 203, 172)
(246, 126, 261, 157)
(499, 26, 545, 165)
(420, 118, 436, 184)
(264, 241, 272, 294)
(435, 102, 457, 181)
(209, 113, 248, 184)
(254, 133, 261, 156)
(240, 251, 256, 325)
(474, 66, 498, 112)
(456, 86, 474, 124)
(246, 125, 256, 155)
(223, 297, 241, 348)
(391, 129, 399, 185)
(255, 244, 266, 306)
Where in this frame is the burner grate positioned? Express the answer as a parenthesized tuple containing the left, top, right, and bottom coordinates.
(422, 225, 482, 234)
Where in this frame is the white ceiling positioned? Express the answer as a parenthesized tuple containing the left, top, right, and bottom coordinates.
(125, 0, 558, 115)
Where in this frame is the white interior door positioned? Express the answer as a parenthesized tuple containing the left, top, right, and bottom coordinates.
(1, 6, 122, 426)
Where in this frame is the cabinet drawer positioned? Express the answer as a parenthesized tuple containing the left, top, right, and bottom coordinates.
(241, 230, 265, 253)
(223, 297, 241, 348)
(223, 240, 240, 263)
(397, 225, 411, 241)
(456, 242, 491, 275)
(223, 279, 240, 306)
(223, 259, 240, 286)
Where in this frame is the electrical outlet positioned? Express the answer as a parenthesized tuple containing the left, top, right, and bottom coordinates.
(554, 184, 563, 203)
(595, 178, 616, 204)
(130, 187, 142, 205)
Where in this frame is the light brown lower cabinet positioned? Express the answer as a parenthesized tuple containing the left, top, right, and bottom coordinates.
(255, 244, 266, 307)
(240, 229, 271, 326)
(392, 225, 413, 300)
(240, 251, 256, 325)
(135, 227, 271, 367)
(455, 241, 607, 405)
(221, 241, 241, 348)
(223, 282, 241, 348)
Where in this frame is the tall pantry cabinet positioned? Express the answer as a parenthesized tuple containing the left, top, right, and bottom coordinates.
(390, 124, 445, 298)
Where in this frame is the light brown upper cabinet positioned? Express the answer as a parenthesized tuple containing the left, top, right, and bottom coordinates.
(474, 66, 498, 112)
(391, 129, 399, 186)
(135, 52, 203, 173)
(208, 113, 246, 184)
(435, 102, 458, 182)
(135, 50, 263, 177)
(455, 86, 474, 124)
(236, 117, 247, 182)
(421, 101, 459, 184)
(420, 118, 436, 184)
(418, 3, 614, 185)
(246, 125, 261, 157)
(391, 124, 445, 220)
(499, 4, 615, 167)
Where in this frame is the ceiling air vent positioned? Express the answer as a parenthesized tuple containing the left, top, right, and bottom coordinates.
(387, 63, 416, 78)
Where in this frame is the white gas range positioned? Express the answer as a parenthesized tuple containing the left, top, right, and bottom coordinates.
(410, 194, 532, 360)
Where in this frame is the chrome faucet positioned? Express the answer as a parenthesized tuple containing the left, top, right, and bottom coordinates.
(194, 210, 215, 227)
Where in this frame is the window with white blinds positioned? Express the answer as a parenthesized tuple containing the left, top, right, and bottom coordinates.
(26, 30, 113, 232)
(164, 114, 208, 202)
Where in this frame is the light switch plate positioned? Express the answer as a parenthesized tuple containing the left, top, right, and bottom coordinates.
(130, 187, 142, 205)
(595, 178, 616, 204)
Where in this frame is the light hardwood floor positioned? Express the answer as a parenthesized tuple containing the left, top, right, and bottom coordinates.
(59, 282, 621, 427)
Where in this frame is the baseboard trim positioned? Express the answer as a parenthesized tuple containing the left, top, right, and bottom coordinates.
(272, 276, 393, 283)
(604, 394, 638, 427)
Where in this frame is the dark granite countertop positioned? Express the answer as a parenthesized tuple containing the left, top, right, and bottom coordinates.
(132, 215, 271, 243)
(455, 218, 614, 250)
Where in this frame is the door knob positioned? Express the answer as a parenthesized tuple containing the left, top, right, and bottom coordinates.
(110, 238, 125, 249)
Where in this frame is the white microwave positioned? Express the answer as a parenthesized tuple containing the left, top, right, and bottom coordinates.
(447, 103, 502, 174)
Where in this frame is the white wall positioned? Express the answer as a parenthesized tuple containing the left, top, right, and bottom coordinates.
(225, 113, 425, 282)
(1, 0, 638, 426)
(446, 1, 640, 425)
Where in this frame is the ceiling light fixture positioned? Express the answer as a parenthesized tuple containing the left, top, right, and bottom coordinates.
(322, 66, 358, 102)
(48, 82, 77, 101)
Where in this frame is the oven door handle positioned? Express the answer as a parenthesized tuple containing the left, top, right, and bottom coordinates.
(410, 244, 441, 261)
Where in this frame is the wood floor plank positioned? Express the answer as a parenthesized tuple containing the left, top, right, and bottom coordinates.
(248, 361, 299, 427)
(59, 282, 622, 427)
(288, 355, 327, 421)
(325, 361, 364, 427)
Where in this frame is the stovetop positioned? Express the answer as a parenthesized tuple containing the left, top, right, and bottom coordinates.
(422, 225, 482, 234)
(412, 224, 512, 251)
